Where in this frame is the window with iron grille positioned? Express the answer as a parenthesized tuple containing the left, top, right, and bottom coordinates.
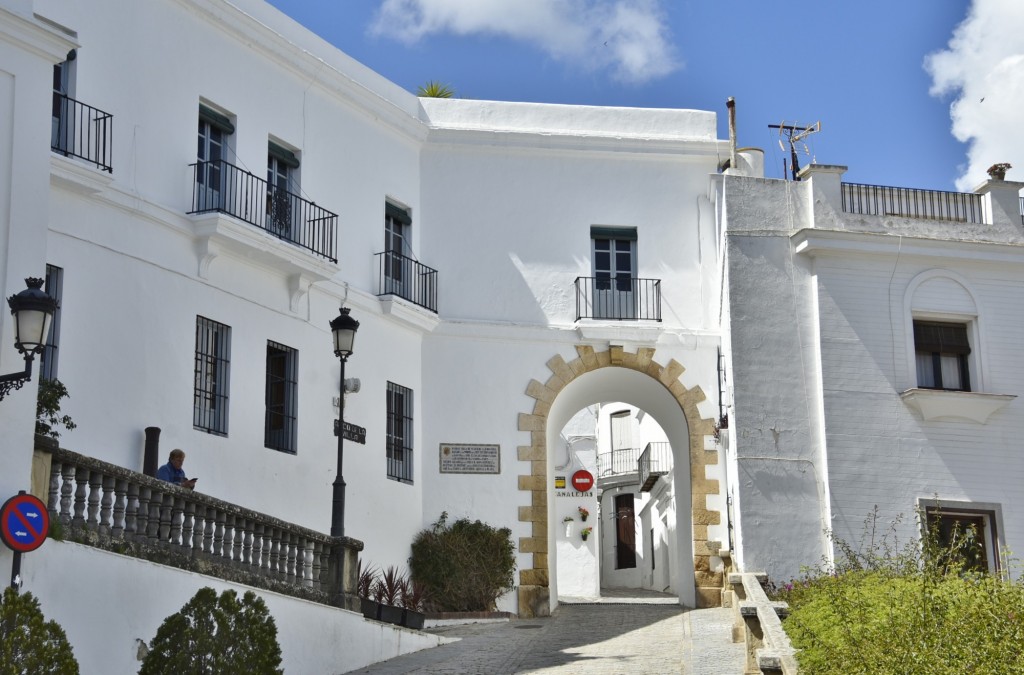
(40, 264, 63, 381)
(265, 341, 298, 454)
(914, 320, 970, 391)
(386, 381, 413, 483)
(194, 316, 231, 436)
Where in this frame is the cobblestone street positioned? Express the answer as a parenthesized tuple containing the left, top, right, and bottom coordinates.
(348, 594, 745, 675)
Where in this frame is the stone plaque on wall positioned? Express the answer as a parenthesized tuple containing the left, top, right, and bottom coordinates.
(439, 444, 501, 474)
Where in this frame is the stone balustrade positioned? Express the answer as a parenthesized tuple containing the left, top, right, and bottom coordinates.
(37, 442, 361, 607)
(728, 572, 798, 674)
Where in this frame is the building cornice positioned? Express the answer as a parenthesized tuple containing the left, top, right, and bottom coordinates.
(0, 5, 78, 63)
(791, 228, 1024, 264)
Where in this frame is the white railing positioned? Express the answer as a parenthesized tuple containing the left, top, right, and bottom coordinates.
(42, 444, 359, 604)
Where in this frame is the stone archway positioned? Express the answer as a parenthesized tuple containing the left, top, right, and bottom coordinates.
(516, 345, 723, 618)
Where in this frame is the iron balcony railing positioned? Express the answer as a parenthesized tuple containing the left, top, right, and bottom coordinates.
(575, 276, 662, 321)
(375, 251, 438, 313)
(597, 447, 641, 478)
(841, 182, 984, 224)
(51, 93, 113, 172)
(638, 441, 672, 492)
(189, 159, 337, 263)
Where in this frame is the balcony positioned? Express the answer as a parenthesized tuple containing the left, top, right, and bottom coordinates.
(575, 276, 662, 321)
(38, 441, 361, 606)
(841, 182, 984, 223)
(51, 93, 113, 173)
(189, 160, 337, 263)
(597, 447, 641, 478)
(375, 251, 438, 313)
(638, 441, 672, 492)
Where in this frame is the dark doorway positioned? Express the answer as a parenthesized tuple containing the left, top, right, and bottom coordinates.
(615, 494, 636, 569)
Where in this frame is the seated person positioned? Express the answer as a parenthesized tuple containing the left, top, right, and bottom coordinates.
(157, 448, 197, 490)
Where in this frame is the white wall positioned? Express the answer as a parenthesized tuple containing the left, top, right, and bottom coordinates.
(23, 541, 445, 674)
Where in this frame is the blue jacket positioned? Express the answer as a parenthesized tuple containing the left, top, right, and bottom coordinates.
(157, 462, 188, 485)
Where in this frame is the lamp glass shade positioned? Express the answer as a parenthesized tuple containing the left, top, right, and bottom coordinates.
(14, 309, 52, 354)
(8, 278, 57, 354)
(330, 307, 359, 358)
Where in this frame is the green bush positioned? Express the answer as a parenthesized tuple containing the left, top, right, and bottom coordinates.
(409, 512, 516, 612)
(36, 378, 76, 439)
(776, 508, 1024, 674)
(140, 587, 282, 674)
(0, 588, 79, 674)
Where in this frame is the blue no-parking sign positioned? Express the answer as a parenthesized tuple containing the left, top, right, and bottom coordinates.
(0, 493, 49, 553)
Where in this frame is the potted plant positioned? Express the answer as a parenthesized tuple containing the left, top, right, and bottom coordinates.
(357, 559, 379, 620)
(400, 579, 427, 630)
(580, 526, 593, 542)
(578, 506, 589, 522)
(987, 162, 1012, 180)
(375, 566, 406, 625)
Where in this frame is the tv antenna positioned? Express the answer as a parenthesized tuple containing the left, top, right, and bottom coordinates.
(769, 121, 820, 180)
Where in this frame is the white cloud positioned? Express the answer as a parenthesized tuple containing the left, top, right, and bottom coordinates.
(370, 0, 679, 84)
(926, 0, 1024, 190)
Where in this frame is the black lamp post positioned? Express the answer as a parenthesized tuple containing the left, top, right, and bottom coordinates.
(329, 307, 359, 538)
(0, 278, 57, 401)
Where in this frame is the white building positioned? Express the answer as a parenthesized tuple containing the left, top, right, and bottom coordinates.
(0, 0, 1020, 671)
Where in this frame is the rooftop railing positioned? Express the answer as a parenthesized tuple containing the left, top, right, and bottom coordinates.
(41, 444, 361, 605)
(51, 94, 113, 172)
(575, 276, 662, 322)
(189, 159, 337, 263)
(841, 182, 984, 223)
(374, 251, 439, 313)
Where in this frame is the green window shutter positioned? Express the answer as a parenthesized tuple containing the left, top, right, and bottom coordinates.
(590, 226, 637, 241)
(268, 141, 300, 169)
(199, 104, 234, 135)
(385, 202, 412, 225)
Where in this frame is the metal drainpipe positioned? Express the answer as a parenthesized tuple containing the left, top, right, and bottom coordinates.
(727, 97, 738, 172)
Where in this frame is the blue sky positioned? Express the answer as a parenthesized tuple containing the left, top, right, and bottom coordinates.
(265, 1, 1022, 192)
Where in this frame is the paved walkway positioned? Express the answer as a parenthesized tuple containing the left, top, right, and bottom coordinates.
(347, 590, 745, 674)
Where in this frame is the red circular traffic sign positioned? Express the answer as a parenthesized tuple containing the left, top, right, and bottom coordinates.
(571, 470, 594, 492)
(0, 493, 50, 553)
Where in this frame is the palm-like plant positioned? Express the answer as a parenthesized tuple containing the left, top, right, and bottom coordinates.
(416, 81, 455, 98)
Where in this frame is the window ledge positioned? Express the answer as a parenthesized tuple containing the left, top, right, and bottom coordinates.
(900, 388, 1015, 424)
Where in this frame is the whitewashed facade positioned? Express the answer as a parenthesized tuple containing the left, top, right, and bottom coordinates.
(1, 0, 1022, 671)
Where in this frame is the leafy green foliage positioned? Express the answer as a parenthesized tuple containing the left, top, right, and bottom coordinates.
(416, 81, 455, 98)
(0, 588, 79, 675)
(36, 378, 76, 439)
(774, 507, 1024, 674)
(409, 512, 515, 612)
(139, 587, 282, 675)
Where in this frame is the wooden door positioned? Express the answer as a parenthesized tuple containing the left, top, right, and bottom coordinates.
(615, 494, 636, 569)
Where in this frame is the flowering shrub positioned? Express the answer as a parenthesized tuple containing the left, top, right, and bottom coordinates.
(578, 506, 590, 519)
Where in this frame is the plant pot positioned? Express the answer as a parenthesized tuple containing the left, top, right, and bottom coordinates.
(402, 608, 426, 630)
(581, 514, 588, 522)
(581, 534, 589, 541)
(361, 598, 381, 621)
(378, 603, 404, 626)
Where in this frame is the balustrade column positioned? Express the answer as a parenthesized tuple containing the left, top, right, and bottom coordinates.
(146, 489, 163, 542)
(311, 540, 323, 590)
(269, 527, 280, 575)
(47, 461, 62, 520)
(232, 516, 244, 565)
(242, 519, 253, 567)
(114, 479, 129, 539)
(192, 504, 206, 555)
(252, 523, 265, 572)
(99, 475, 114, 537)
(168, 495, 185, 549)
(59, 464, 75, 526)
(136, 487, 151, 541)
(86, 471, 102, 532)
(72, 467, 89, 528)
(158, 492, 173, 542)
(213, 509, 226, 557)
(282, 532, 294, 581)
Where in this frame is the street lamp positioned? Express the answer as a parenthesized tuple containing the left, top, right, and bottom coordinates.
(329, 307, 359, 538)
(0, 278, 57, 401)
